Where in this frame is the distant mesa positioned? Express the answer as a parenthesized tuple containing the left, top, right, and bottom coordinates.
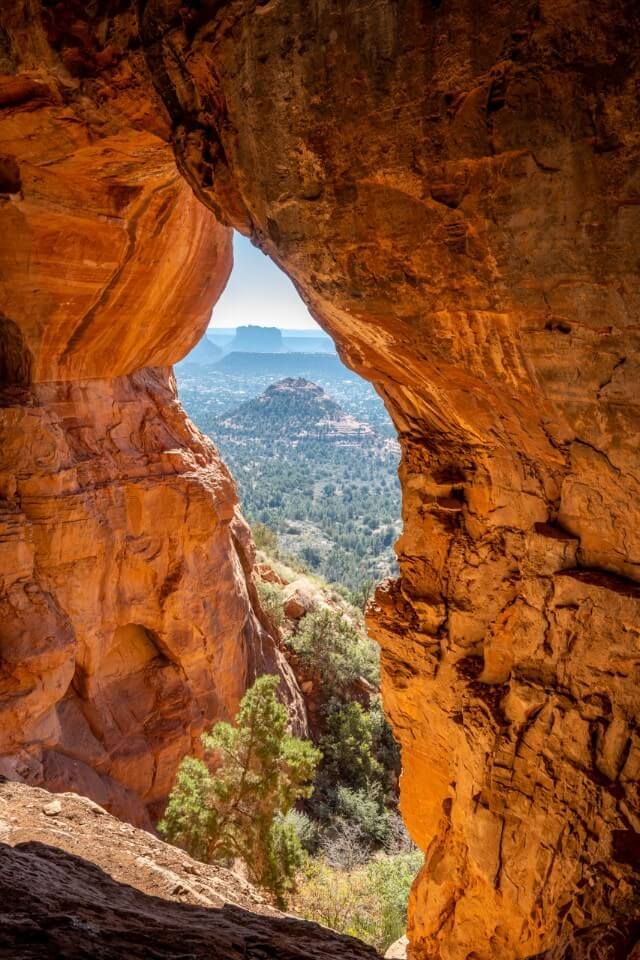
(178, 326, 337, 368)
(204, 325, 336, 356)
(216, 377, 375, 442)
(230, 325, 284, 353)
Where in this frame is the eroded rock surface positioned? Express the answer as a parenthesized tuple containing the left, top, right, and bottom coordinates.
(0, 7, 301, 827)
(0, 3, 639, 959)
(0, 779, 380, 959)
(137, 2, 640, 957)
(0, 366, 299, 826)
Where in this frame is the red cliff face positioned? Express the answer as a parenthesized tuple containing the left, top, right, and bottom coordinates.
(0, 6, 300, 828)
(1, 3, 639, 957)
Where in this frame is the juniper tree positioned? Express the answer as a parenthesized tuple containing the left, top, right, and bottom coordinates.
(159, 675, 320, 904)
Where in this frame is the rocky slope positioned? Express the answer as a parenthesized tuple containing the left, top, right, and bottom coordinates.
(0, 779, 380, 959)
(254, 553, 378, 739)
(0, 4, 639, 960)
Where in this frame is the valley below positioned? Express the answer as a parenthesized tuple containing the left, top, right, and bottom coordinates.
(177, 351, 401, 592)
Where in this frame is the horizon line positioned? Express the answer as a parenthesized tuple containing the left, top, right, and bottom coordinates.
(206, 324, 331, 334)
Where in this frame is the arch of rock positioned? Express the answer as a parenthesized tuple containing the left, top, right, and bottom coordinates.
(0, 3, 638, 959)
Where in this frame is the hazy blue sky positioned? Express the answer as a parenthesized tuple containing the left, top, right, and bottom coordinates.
(210, 232, 320, 331)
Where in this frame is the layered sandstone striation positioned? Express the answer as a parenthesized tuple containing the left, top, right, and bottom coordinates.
(138, 2, 640, 957)
(0, 3, 639, 959)
(0, 5, 300, 827)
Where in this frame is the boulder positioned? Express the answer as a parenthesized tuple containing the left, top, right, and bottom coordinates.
(282, 580, 320, 620)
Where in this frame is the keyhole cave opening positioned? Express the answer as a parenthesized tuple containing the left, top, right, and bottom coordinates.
(174, 230, 418, 952)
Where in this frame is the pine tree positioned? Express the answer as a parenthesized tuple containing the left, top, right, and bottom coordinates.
(159, 675, 320, 904)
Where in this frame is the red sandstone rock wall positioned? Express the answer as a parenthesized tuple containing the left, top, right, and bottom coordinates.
(0, 367, 299, 826)
(0, 3, 638, 958)
(0, 3, 301, 828)
(138, 2, 640, 956)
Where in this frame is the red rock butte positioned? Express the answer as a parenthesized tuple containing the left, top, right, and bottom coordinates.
(0, 3, 638, 959)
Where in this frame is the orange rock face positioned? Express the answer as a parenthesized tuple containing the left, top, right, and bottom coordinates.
(0, 6, 300, 827)
(1, 3, 639, 958)
(0, 366, 298, 825)
(139, 2, 640, 957)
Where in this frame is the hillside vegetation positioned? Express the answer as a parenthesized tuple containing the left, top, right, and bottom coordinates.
(252, 540, 420, 952)
(170, 361, 415, 949)
(160, 533, 419, 952)
(208, 378, 401, 591)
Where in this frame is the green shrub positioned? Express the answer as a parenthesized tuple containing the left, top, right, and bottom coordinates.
(300, 545, 322, 568)
(159, 675, 320, 904)
(349, 579, 375, 612)
(280, 551, 312, 575)
(382, 811, 415, 855)
(256, 580, 284, 628)
(263, 814, 308, 898)
(366, 695, 402, 786)
(287, 608, 379, 698)
(320, 792, 412, 862)
(281, 808, 321, 854)
(319, 702, 382, 792)
(362, 851, 423, 948)
(335, 785, 392, 846)
(252, 522, 280, 556)
(291, 850, 423, 953)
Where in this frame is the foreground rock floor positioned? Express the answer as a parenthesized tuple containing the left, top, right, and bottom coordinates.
(0, 780, 379, 959)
